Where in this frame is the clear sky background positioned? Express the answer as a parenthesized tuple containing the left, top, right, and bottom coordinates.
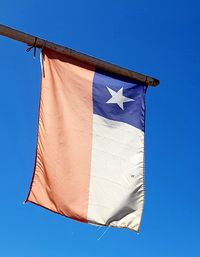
(0, 0, 200, 256)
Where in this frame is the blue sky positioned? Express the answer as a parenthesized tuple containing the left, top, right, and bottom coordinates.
(0, 0, 200, 256)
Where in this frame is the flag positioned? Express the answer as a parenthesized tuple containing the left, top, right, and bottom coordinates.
(26, 48, 147, 232)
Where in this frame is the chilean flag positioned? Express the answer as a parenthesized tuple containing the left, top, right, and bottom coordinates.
(26, 48, 147, 232)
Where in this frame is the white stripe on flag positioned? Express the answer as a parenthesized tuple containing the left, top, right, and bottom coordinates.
(87, 114, 144, 231)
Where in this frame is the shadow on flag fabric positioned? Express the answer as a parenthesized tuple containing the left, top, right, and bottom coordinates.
(26, 48, 147, 232)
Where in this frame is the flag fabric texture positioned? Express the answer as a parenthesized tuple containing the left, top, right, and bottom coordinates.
(26, 48, 147, 232)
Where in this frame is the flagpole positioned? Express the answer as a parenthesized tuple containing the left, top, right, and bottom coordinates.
(0, 24, 159, 87)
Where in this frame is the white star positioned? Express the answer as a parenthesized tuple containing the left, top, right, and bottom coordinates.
(106, 87, 135, 110)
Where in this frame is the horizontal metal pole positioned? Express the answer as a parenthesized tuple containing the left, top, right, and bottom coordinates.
(0, 24, 159, 86)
